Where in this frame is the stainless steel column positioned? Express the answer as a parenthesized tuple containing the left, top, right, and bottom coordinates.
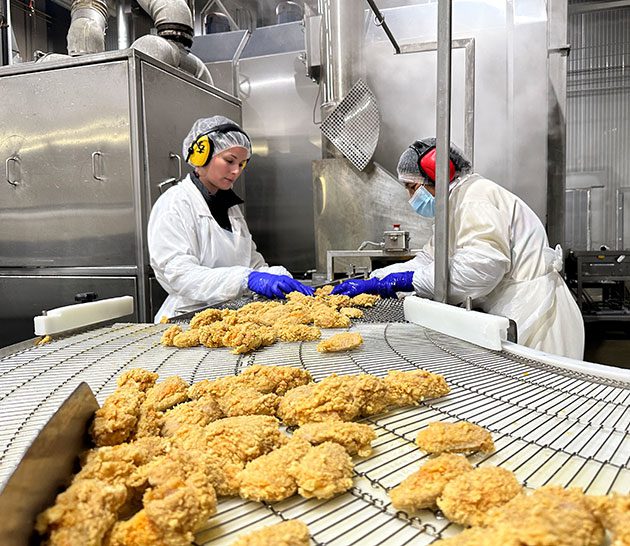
(547, 0, 569, 247)
(117, 0, 131, 49)
(434, 0, 452, 303)
(318, 0, 364, 158)
(1, 0, 13, 65)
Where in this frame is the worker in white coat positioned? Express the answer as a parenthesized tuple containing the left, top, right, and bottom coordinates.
(333, 138, 585, 360)
(148, 116, 312, 322)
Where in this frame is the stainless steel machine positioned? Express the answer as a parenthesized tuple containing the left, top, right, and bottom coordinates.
(0, 48, 240, 346)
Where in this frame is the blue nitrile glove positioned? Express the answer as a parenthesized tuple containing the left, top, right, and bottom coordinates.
(376, 271, 415, 298)
(331, 277, 381, 297)
(248, 271, 314, 299)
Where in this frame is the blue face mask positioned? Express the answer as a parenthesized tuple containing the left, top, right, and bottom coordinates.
(408, 185, 435, 218)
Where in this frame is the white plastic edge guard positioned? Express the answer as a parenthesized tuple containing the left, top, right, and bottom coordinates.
(502, 341, 630, 384)
(403, 296, 509, 351)
(33, 296, 134, 336)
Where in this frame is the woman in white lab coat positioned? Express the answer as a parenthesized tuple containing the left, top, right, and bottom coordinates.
(148, 116, 312, 322)
(333, 138, 585, 360)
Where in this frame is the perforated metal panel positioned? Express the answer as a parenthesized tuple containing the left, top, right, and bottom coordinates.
(0, 300, 629, 544)
(320, 79, 380, 171)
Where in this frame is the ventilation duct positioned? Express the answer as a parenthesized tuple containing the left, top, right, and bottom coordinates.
(67, 0, 108, 56)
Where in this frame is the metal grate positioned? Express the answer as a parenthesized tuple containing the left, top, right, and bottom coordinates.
(0, 301, 629, 544)
(320, 79, 380, 171)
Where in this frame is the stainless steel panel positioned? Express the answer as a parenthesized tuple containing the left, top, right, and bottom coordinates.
(0, 275, 137, 348)
(239, 52, 321, 272)
(0, 60, 135, 267)
(140, 61, 242, 209)
(313, 158, 434, 271)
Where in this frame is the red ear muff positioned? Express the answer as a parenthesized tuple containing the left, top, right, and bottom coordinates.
(419, 148, 456, 183)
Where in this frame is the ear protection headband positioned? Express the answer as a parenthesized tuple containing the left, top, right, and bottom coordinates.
(409, 140, 456, 184)
(186, 123, 251, 168)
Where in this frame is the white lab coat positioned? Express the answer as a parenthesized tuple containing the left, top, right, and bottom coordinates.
(372, 174, 585, 360)
(148, 175, 290, 321)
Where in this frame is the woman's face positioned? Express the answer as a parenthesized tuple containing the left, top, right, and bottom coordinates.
(197, 147, 249, 193)
(404, 181, 436, 198)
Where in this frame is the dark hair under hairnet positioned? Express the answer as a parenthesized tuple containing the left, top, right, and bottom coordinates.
(397, 137, 472, 186)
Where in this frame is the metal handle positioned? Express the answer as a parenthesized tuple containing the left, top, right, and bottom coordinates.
(91, 151, 105, 181)
(169, 152, 182, 181)
(5, 156, 21, 186)
(158, 177, 178, 194)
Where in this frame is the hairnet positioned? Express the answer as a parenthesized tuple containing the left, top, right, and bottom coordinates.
(182, 115, 252, 166)
(397, 137, 472, 185)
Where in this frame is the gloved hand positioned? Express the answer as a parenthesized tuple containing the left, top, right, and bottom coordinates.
(248, 271, 314, 299)
(331, 277, 381, 297)
(376, 271, 415, 298)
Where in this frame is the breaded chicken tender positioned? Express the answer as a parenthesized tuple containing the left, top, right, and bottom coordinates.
(35, 479, 128, 546)
(239, 365, 313, 395)
(384, 369, 450, 407)
(389, 454, 473, 512)
(486, 486, 604, 546)
(585, 493, 629, 546)
(189, 308, 224, 329)
(275, 324, 322, 342)
(231, 520, 310, 546)
(160, 397, 223, 436)
(293, 422, 376, 457)
(91, 369, 159, 447)
(289, 441, 354, 499)
(277, 375, 361, 426)
(416, 421, 495, 455)
(317, 331, 363, 352)
(311, 305, 351, 329)
(238, 437, 312, 502)
(437, 467, 522, 527)
(160, 325, 182, 346)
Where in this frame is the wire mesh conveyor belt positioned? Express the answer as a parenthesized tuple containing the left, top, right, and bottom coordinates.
(0, 299, 629, 544)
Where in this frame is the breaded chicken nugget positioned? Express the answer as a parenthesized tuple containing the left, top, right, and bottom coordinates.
(585, 493, 629, 546)
(344, 374, 390, 416)
(348, 294, 380, 307)
(390, 454, 473, 512)
(487, 486, 604, 546)
(317, 332, 363, 352)
(340, 307, 364, 319)
(416, 421, 495, 455)
(289, 441, 354, 499)
(238, 437, 312, 502)
(231, 520, 310, 546)
(172, 328, 201, 348)
(217, 386, 280, 417)
(293, 422, 376, 457)
(384, 369, 450, 406)
(275, 324, 322, 342)
(189, 308, 224, 329)
(437, 467, 522, 527)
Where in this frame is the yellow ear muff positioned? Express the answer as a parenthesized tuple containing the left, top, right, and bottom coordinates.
(187, 134, 213, 167)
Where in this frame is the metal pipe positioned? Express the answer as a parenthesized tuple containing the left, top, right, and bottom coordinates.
(434, 0, 452, 304)
(135, 0, 193, 47)
(117, 0, 130, 49)
(67, 0, 109, 56)
(318, 0, 364, 157)
(1, 0, 13, 64)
